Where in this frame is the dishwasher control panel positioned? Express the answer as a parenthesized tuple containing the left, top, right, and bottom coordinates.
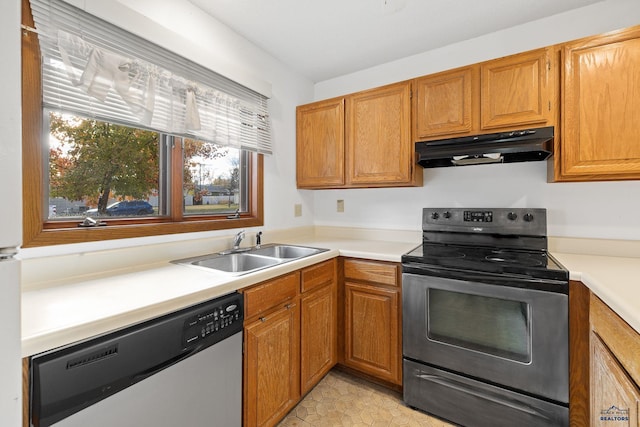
(182, 294, 243, 348)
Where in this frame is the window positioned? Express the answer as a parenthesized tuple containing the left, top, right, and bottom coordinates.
(22, 0, 266, 247)
(46, 113, 248, 221)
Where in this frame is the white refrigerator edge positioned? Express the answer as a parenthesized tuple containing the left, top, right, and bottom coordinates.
(1, 0, 24, 426)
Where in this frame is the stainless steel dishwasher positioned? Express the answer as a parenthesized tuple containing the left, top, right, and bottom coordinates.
(29, 292, 243, 427)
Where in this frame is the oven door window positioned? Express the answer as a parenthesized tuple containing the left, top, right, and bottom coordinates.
(427, 289, 531, 363)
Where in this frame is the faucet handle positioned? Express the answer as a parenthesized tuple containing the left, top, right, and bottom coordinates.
(256, 231, 262, 248)
(232, 230, 245, 249)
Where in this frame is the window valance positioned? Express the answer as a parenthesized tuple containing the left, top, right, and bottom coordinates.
(29, 0, 272, 154)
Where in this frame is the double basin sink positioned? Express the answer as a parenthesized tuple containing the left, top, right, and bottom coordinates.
(172, 243, 328, 275)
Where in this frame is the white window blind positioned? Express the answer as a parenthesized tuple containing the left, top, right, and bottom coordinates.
(29, 0, 272, 154)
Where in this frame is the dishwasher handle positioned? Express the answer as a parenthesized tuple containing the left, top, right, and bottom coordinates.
(132, 344, 203, 383)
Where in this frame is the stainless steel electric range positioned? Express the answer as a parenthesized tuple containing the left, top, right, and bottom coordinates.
(402, 208, 569, 427)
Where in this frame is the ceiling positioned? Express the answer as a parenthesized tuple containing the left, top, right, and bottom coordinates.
(189, 0, 604, 83)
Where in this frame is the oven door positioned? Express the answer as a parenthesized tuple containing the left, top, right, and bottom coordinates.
(402, 272, 568, 403)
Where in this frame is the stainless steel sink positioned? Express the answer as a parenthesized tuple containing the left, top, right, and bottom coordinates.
(172, 243, 328, 275)
(251, 244, 323, 259)
(191, 253, 282, 273)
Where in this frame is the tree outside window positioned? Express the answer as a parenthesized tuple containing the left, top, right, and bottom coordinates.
(47, 113, 245, 220)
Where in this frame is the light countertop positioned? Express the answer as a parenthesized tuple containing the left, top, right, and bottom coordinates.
(21, 250, 334, 358)
(21, 230, 640, 358)
(551, 252, 640, 334)
(21, 236, 417, 357)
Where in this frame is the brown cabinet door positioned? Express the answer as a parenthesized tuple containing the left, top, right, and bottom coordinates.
(244, 302, 300, 427)
(480, 48, 555, 130)
(300, 282, 337, 395)
(560, 27, 640, 181)
(414, 66, 475, 139)
(591, 332, 640, 426)
(346, 81, 415, 186)
(296, 98, 345, 188)
(343, 281, 401, 385)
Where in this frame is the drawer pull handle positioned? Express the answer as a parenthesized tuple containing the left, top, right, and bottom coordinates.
(259, 317, 266, 323)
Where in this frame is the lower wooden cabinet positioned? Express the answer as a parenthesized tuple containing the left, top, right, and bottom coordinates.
(591, 332, 640, 426)
(242, 259, 337, 427)
(589, 294, 640, 427)
(341, 258, 402, 386)
(243, 271, 301, 427)
(301, 278, 337, 394)
(244, 301, 300, 427)
(242, 257, 404, 426)
(569, 280, 591, 426)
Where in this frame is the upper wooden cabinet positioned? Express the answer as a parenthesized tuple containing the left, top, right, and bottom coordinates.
(554, 26, 640, 182)
(298, 25, 640, 184)
(414, 47, 558, 141)
(296, 97, 345, 188)
(414, 66, 475, 139)
(296, 81, 422, 189)
(346, 81, 419, 186)
(480, 48, 557, 130)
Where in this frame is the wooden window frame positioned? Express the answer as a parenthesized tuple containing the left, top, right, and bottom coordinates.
(21, 0, 263, 248)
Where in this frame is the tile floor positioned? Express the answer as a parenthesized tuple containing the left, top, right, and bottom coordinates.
(277, 370, 456, 427)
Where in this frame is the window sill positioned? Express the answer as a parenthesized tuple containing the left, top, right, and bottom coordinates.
(23, 216, 263, 248)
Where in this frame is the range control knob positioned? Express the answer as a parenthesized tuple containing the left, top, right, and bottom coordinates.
(507, 212, 518, 221)
(431, 212, 439, 220)
(523, 213, 534, 222)
(443, 211, 451, 219)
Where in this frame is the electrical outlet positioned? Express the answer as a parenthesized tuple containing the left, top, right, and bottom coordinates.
(294, 204, 302, 217)
(337, 199, 344, 213)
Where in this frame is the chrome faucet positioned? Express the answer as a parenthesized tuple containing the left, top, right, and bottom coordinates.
(232, 230, 245, 249)
(255, 231, 262, 249)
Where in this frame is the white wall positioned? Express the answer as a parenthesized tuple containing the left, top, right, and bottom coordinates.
(311, 0, 640, 241)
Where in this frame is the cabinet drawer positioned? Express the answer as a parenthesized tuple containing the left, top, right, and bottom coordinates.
(244, 272, 300, 319)
(301, 259, 336, 293)
(591, 294, 640, 386)
(344, 259, 398, 287)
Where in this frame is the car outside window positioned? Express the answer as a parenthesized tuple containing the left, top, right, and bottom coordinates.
(84, 201, 155, 217)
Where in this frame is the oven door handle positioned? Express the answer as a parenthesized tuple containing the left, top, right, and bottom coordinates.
(417, 373, 553, 421)
(403, 263, 567, 286)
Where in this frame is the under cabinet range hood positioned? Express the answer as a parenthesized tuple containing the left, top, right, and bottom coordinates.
(416, 126, 554, 168)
